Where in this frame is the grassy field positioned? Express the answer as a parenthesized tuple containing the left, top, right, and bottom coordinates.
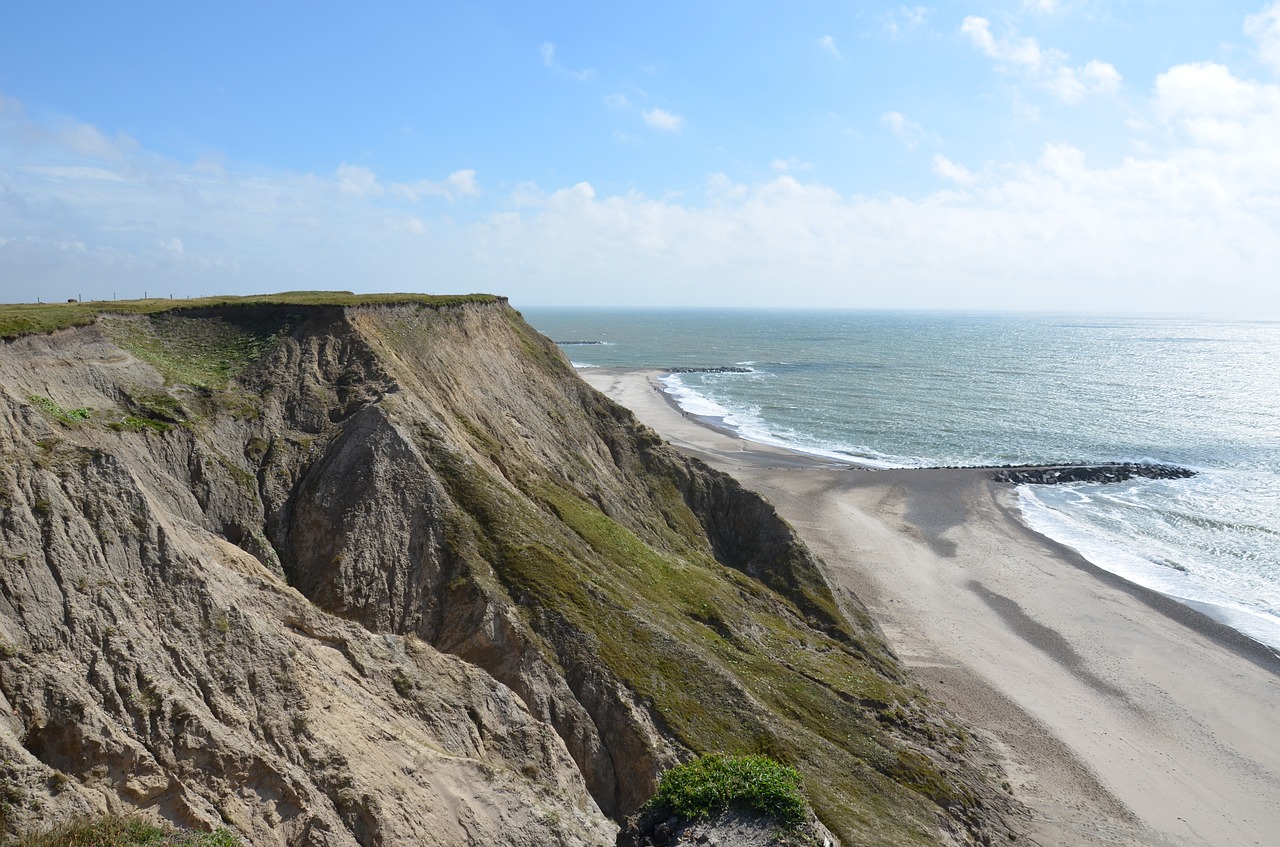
(0, 292, 502, 339)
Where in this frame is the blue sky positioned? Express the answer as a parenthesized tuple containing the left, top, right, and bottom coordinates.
(3, 2, 1280, 314)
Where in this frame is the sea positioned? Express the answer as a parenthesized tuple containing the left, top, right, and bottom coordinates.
(522, 308, 1280, 655)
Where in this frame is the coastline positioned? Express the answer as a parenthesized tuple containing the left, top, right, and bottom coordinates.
(582, 366, 1280, 847)
(651, 369, 1280, 663)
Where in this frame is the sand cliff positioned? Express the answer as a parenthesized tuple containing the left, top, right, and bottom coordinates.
(0, 297, 1015, 846)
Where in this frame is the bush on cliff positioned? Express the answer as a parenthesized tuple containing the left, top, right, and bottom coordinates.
(650, 753, 808, 826)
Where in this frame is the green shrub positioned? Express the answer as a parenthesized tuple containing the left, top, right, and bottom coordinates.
(649, 754, 808, 826)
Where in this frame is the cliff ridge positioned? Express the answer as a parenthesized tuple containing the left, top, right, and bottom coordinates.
(0, 295, 1018, 845)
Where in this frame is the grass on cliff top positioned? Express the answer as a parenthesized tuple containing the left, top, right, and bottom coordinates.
(650, 754, 808, 826)
(0, 291, 503, 339)
(4, 815, 243, 847)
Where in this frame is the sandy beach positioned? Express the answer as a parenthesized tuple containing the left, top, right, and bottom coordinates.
(582, 367, 1280, 847)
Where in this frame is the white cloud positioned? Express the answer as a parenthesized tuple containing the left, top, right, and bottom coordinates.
(193, 153, 226, 176)
(24, 165, 125, 182)
(0, 92, 24, 115)
(705, 172, 748, 202)
(445, 169, 479, 197)
(880, 111, 930, 148)
(817, 35, 841, 60)
(63, 124, 138, 160)
(604, 93, 631, 109)
(643, 108, 684, 131)
(460, 147, 1280, 311)
(0, 91, 492, 300)
(1023, 0, 1059, 13)
(883, 6, 930, 37)
(1045, 59, 1122, 104)
(933, 154, 978, 185)
(387, 217, 427, 236)
(507, 182, 546, 208)
(1154, 61, 1280, 149)
(339, 164, 479, 201)
(538, 41, 594, 80)
(338, 163, 381, 196)
(1083, 59, 1122, 91)
(1246, 2, 1280, 74)
(1155, 62, 1264, 120)
(962, 16, 1120, 103)
(8, 111, 140, 164)
(962, 16, 1043, 70)
(771, 158, 813, 173)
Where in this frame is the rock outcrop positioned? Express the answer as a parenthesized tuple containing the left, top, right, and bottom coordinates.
(0, 295, 1018, 845)
(618, 805, 837, 847)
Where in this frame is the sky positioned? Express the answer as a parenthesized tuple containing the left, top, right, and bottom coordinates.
(3, 1, 1280, 314)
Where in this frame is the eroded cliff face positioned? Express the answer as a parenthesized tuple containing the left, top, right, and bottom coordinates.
(0, 299, 1018, 846)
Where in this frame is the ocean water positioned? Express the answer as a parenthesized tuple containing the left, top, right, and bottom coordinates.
(522, 308, 1280, 653)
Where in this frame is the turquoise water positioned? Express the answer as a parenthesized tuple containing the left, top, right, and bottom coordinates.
(522, 308, 1280, 651)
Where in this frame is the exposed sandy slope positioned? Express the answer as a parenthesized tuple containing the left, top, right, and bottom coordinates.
(4, 303, 1018, 846)
(582, 367, 1280, 847)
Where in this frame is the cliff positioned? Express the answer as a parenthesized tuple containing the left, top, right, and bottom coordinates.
(0, 294, 1017, 846)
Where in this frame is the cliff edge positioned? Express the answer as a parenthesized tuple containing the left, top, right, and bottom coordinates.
(0, 294, 1018, 846)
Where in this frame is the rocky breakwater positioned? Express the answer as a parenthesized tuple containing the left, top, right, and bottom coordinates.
(664, 367, 753, 374)
(0, 293, 1019, 846)
(992, 463, 1195, 485)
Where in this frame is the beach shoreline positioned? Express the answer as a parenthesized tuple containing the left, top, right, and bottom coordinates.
(581, 366, 1280, 847)
(645, 368, 1280, 668)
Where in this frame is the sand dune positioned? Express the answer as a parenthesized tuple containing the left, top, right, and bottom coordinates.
(582, 367, 1280, 847)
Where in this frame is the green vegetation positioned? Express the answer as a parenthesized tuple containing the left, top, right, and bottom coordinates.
(99, 310, 308, 390)
(27, 395, 91, 426)
(3, 815, 243, 847)
(421, 435, 971, 845)
(0, 291, 502, 339)
(650, 754, 808, 825)
(26, 392, 179, 435)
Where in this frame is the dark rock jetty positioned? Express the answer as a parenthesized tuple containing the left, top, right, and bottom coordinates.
(554, 340, 606, 345)
(991, 463, 1195, 485)
(665, 366, 754, 374)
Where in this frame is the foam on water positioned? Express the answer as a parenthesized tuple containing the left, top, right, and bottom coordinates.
(1018, 483, 1280, 652)
(659, 374, 735, 419)
(660, 373, 908, 468)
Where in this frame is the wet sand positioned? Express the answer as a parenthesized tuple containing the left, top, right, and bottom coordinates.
(582, 366, 1280, 847)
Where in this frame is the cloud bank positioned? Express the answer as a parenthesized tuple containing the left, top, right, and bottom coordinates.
(3, 14, 1280, 315)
